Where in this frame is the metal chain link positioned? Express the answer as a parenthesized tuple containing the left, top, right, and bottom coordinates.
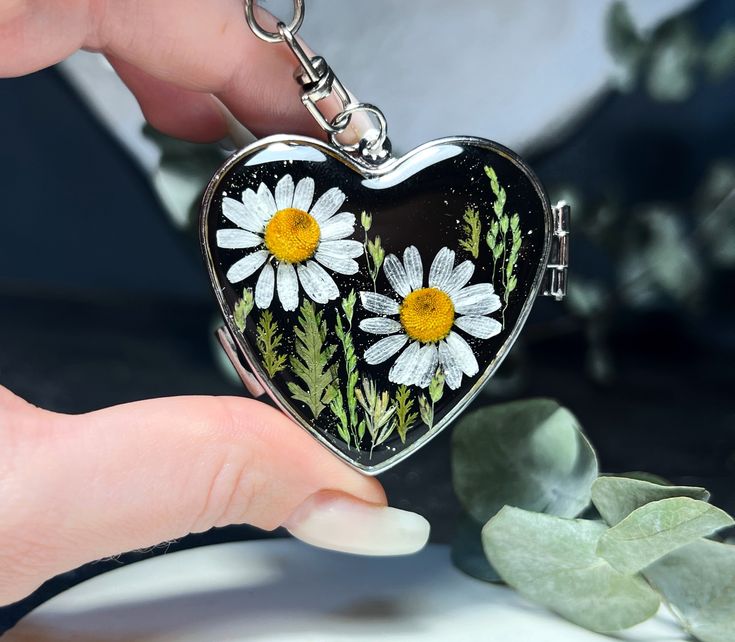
(243, 0, 391, 164)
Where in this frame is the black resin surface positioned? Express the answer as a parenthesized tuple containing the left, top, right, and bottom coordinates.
(201, 137, 551, 470)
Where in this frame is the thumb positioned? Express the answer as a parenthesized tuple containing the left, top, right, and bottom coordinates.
(0, 390, 429, 605)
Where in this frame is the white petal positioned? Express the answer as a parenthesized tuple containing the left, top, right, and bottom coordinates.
(403, 246, 423, 291)
(383, 254, 412, 297)
(319, 239, 363, 258)
(314, 249, 359, 275)
(438, 340, 463, 390)
(292, 177, 315, 212)
(297, 260, 339, 304)
(216, 228, 262, 249)
(452, 283, 501, 315)
(364, 334, 408, 365)
(274, 174, 294, 210)
(445, 331, 479, 377)
(255, 262, 275, 309)
(309, 187, 346, 222)
(360, 291, 400, 315)
(429, 247, 456, 290)
(314, 239, 362, 274)
(445, 260, 475, 295)
(319, 212, 355, 240)
(454, 315, 502, 339)
(415, 344, 439, 388)
(277, 261, 299, 311)
(359, 317, 402, 335)
(242, 188, 270, 226)
(222, 197, 263, 233)
(389, 341, 422, 385)
(226, 250, 269, 283)
(257, 182, 277, 218)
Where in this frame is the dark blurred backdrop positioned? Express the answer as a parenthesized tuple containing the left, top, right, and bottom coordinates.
(1, 0, 733, 633)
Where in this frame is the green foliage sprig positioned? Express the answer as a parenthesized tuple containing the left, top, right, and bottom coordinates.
(361, 211, 384, 292)
(486, 220, 503, 282)
(484, 165, 522, 326)
(328, 387, 351, 446)
(459, 207, 481, 259)
(233, 288, 254, 333)
(504, 213, 521, 305)
(418, 369, 445, 429)
(329, 291, 363, 447)
(451, 398, 735, 640)
(255, 309, 287, 377)
(485, 166, 507, 283)
(355, 377, 396, 455)
(394, 384, 419, 443)
(287, 301, 337, 419)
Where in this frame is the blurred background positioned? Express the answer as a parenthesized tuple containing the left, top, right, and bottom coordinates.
(1, 0, 733, 632)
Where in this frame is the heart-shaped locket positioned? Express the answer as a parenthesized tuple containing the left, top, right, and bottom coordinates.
(200, 134, 568, 473)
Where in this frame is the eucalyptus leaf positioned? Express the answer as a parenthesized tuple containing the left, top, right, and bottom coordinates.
(615, 471, 672, 486)
(646, 539, 735, 642)
(645, 20, 698, 102)
(450, 511, 502, 583)
(596, 497, 734, 575)
(592, 476, 710, 526)
(618, 208, 703, 308)
(696, 163, 735, 267)
(605, 1, 645, 91)
(704, 25, 735, 80)
(482, 507, 660, 632)
(452, 399, 598, 523)
(145, 126, 225, 229)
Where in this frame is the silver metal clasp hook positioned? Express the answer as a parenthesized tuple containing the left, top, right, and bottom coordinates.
(243, 0, 391, 165)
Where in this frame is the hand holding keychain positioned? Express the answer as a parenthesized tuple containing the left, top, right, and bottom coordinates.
(0, 0, 440, 607)
(203, 0, 571, 474)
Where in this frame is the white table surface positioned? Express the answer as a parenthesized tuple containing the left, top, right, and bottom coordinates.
(7, 540, 685, 642)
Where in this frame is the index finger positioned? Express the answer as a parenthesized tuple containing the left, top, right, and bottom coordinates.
(1, 0, 324, 138)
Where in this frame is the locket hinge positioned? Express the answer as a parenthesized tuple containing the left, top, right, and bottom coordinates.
(541, 201, 570, 301)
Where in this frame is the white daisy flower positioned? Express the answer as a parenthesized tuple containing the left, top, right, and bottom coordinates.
(359, 246, 502, 390)
(217, 174, 362, 311)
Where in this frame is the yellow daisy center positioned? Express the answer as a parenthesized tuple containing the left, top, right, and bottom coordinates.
(264, 208, 320, 264)
(400, 287, 455, 343)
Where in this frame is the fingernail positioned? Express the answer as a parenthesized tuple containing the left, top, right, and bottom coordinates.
(285, 492, 430, 556)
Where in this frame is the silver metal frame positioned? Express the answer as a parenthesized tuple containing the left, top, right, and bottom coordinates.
(200, 134, 553, 475)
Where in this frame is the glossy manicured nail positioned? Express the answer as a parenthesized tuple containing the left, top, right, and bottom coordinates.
(285, 492, 430, 556)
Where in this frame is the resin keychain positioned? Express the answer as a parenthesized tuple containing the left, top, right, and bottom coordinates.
(200, 0, 570, 474)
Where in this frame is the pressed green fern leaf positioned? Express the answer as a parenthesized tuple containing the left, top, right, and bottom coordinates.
(255, 310, 287, 377)
(459, 207, 481, 259)
(394, 385, 419, 443)
(287, 301, 337, 419)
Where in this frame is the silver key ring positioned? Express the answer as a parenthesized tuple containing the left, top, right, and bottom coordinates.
(243, 0, 391, 165)
(244, 0, 304, 43)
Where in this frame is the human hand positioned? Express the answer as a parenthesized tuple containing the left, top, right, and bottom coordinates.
(0, 0, 430, 606)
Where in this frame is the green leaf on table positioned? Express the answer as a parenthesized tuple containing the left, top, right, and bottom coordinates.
(450, 511, 502, 583)
(592, 476, 710, 526)
(596, 497, 734, 575)
(482, 507, 660, 632)
(646, 538, 735, 642)
(452, 399, 598, 523)
(615, 471, 672, 486)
